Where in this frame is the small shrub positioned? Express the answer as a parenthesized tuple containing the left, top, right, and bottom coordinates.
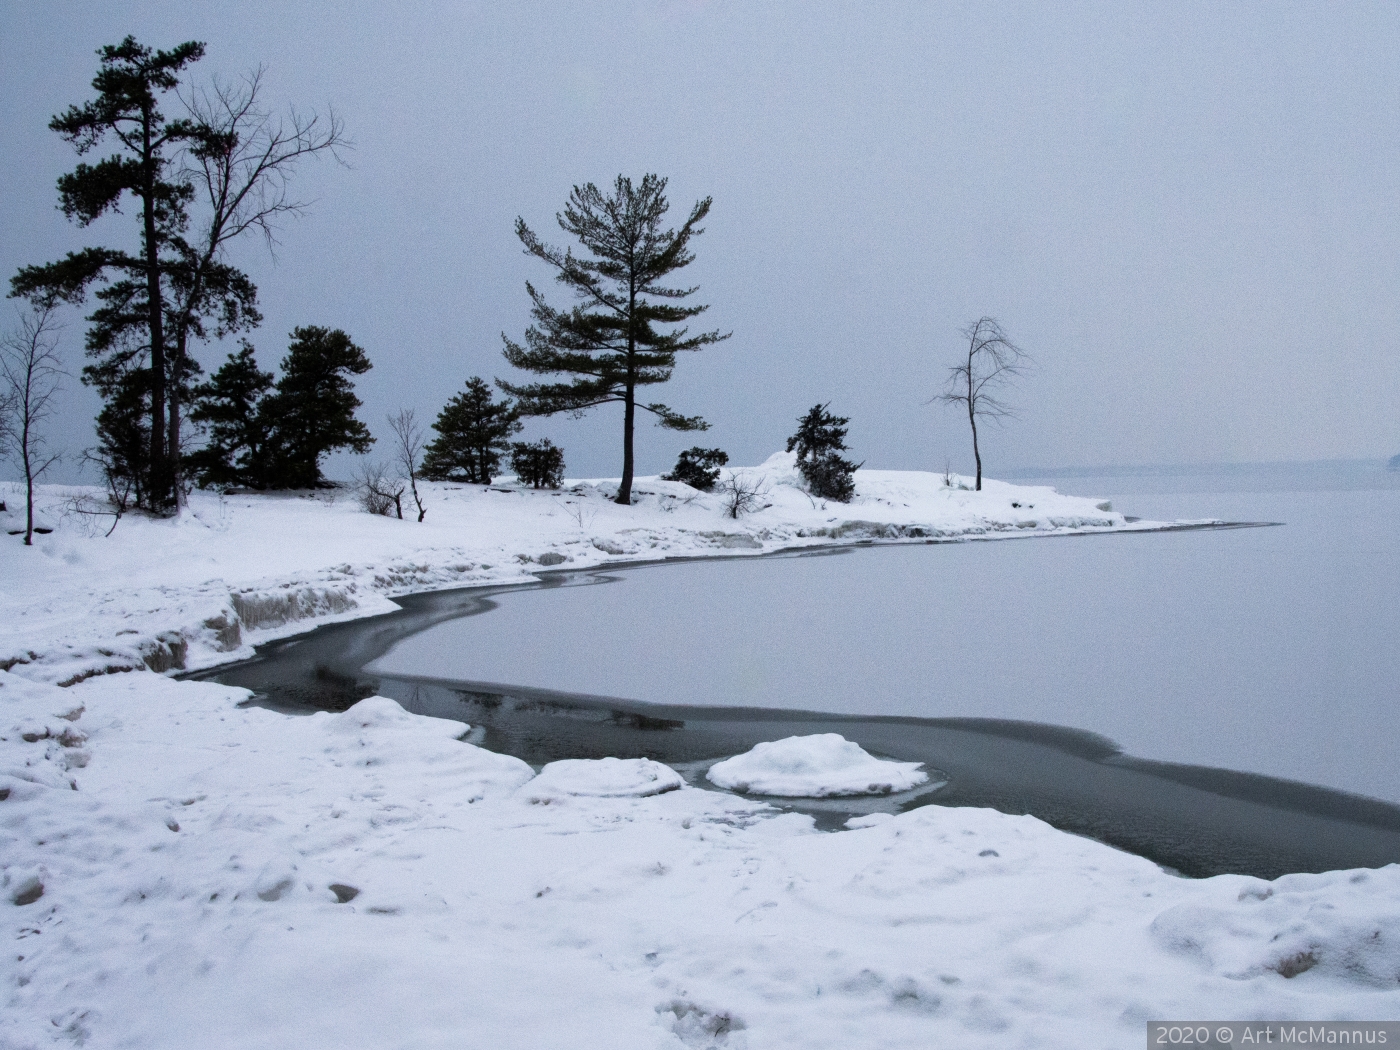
(719, 472, 770, 519)
(510, 439, 565, 489)
(662, 447, 728, 491)
(355, 460, 404, 517)
(786, 403, 860, 502)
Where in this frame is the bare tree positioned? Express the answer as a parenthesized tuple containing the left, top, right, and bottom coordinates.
(1, 304, 65, 544)
(719, 471, 770, 519)
(167, 69, 350, 504)
(388, 409, 427, 522)
(935, 317, 1029, 491)
(354, 459, 404, 518)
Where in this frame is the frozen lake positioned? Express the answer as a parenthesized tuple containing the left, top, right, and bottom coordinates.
(369, 461, 1400, 804)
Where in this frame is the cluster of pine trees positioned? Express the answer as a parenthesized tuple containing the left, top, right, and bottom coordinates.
(9, 36, 876, 516)
(187, 327, 372, 489)
(8, 36, 345, 511)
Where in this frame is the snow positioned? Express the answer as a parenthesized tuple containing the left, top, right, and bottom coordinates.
(526, 757, 686, 799)
(706, 734, 929, 797)
(7, 459, 1397, 1046)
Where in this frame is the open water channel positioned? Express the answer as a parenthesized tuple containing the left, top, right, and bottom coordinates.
(195, 460, 1400, 879)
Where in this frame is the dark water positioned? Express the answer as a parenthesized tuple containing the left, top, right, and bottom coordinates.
(190, 461, 1400, 880)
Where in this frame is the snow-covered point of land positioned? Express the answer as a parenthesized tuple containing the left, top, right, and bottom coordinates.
(706, 734, 930, 797)
(4, 674, 1400, 1049)
(0, 453, 1139, 688)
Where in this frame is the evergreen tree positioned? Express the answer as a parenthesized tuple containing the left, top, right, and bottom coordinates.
(259, 326, 373, 488)
(509, 439, 565, 489)
(786, 404, 860, 502)
(9, 37, 210, 513)
(500, 174, 729, 506)
(186, 340, 274, 488)
(91, 370, 152, 508)
(662, 446, 728, 491)
(420, 377, 521, 484)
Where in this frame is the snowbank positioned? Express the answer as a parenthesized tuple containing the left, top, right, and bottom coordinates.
(0, 455, 1144, 688)
(706, 733, 929, 796)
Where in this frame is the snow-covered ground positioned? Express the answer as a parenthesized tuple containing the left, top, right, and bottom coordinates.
(6, 456, 1398, 1047)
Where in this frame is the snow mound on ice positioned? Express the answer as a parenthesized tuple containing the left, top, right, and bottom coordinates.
(706, 734, 928, 797)
(322, 695, 435, 735)
(524, 757, 684, 799)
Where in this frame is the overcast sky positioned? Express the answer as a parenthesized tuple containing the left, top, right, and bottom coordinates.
(3, 1, 1398, 482)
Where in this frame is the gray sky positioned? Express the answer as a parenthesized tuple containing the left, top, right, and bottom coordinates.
(3, 0, 1398, 483)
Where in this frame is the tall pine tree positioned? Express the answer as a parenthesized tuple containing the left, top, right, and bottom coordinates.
(10, 37, 209, 513)
(420, 377, 520, 484)
(499, 174, 729, 505)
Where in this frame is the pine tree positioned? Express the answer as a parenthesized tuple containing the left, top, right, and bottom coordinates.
(500, 174, 729, 506)
(509, 439, 565, 489)
(9, 37, 210, 513)
(786, 404, 860, 502)
(420, 377, 521, 484)
(661, 447, 728, 491)
(260, 326, 373, 488)
(186, 340, 274, 488)
(91, 371, 152, 508)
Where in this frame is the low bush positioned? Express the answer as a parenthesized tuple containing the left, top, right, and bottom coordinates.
(662, 447, 728, 491)
(510, 439, 565, 489)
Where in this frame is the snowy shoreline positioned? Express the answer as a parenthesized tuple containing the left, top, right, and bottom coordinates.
(1, 452, 1159, 688)
(7, 457, 1399, 1047)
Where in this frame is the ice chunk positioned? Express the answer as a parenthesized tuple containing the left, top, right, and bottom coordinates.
(524, 757, 684, 799)
(706, 734, 928, 797)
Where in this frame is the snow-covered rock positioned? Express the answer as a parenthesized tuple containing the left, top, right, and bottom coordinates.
(706, 733, 930, 796)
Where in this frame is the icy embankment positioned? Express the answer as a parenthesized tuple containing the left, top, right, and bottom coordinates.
(706, 734, 929, 797)
(0, 453, 1141, 688)
(4, 673, 1399, 1048)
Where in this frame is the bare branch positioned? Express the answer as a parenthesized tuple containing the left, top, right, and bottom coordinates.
(1, 303, 67, 544)
(718, 470, 771, 519)
(354, 458, 405, 518)
(181, 68, 351, 257)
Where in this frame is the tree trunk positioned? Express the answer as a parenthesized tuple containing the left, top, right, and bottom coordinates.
(617, 381, 636, 505)
(616, 288, 638, 506)
(22, 417, 34, 547)
(971, 414, 982, 491)
(169, 361, 183, 511)
(141, 110, 171, 513)
(966, 338, 982, 491)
